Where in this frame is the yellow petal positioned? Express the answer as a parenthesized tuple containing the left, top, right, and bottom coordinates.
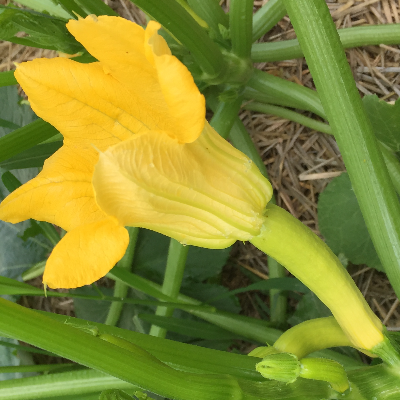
(92, 123, 272, 248)
(0, 145, 105, 230)
(145, 21, 205, 143)
(15, 58, 160, 147)
(66, 16, 205, 143)
(43, 218, 129, 289)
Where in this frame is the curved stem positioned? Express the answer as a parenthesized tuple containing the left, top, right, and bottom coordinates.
(0, 298, 244, 400)
(250, 204, 384, 352)
(252, 0, 286, 42)
(273, 317, 357, 359)
(105, 227, 139, 326)
(149, 239, 189, 338)
(252, 24, 400, 62)
(210, 95, 243, 139)
(283, 0, 400, 299)
(243, 102, 331, 134)
(245, 69, 326, 118)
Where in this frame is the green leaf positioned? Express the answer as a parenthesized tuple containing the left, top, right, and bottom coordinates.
(132, 229, 231, 283)
(0, 86, 59, 163)
(318, 173, 383, 271)
(202, 277, 308, 304)
(363, 95, 400, 152)
(0, 276, 43, 296)
(0, 6, 83, 53)
(13, 0, 73, 19)
(0, 141, 62, 170)
(287, 292, 331, 326)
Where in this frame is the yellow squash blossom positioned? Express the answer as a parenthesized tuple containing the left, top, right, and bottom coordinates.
(0, 15, 272, 289)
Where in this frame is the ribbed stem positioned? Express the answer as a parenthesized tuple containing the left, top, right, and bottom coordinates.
(252, 0, 286, 42)
(105, 227, 139, 326)
(252, 24, 400, 62)
(245, 69, 325, 118)
(0, 298, 244, 400)
(149, 239, 189, 338)
(229, 0, 254, 59)
(283, 0, 400, 299)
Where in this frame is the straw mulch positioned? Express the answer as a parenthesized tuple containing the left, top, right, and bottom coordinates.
(1, 0, 400, 331)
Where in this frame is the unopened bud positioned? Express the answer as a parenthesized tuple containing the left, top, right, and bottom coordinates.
(256, 353, 300, 383)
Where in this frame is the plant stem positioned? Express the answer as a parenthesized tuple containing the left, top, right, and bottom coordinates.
(187, 0, 229, 34)
(250, 204, 384, 352)
(131, 0, 224, 80)
(229, 0, 254, 60)
(0, 363, 76, 374)
(245, 69, 325, 118)
(243, 102, 332, 134)
(149, 239, 189, 338)
(0, 298, 245, 400)
(252, 24, 400, 62)
(252, 0, 286, 42)
(105, 227, 139, 326)
(209, 95, 243, 139)
(283, 0, 400, 299)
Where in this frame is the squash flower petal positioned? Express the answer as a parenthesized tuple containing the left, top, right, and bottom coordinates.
(0, 15, 272, 288)
(92, 122, 273, 249)
(43, 218, 129, 289)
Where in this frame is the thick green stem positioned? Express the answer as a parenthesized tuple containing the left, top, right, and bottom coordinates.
(250, 204, 384, 352)
(105, 227, 139, 326)
(0, 299, 244, 400)
(149, 239, 189, 338)
(245, 69, 325, 118)
(210, 96, 243, 139)
(131, 0, 224, 80)
(0, 369, 136, 400)
(229, 0, 254, 60)
(283, 0, 400, 299)
(252, 0, 286, 42)
(252, 24, 400, 62)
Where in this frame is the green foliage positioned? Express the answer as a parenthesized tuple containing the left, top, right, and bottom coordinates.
(0, 142, 62, 171)
(363, 95, 400, 152)
(132, 229, 231, 284)
(0, 6, 83, 53)
(287, 292, 331, 326)
(318, 173, 383, 271)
